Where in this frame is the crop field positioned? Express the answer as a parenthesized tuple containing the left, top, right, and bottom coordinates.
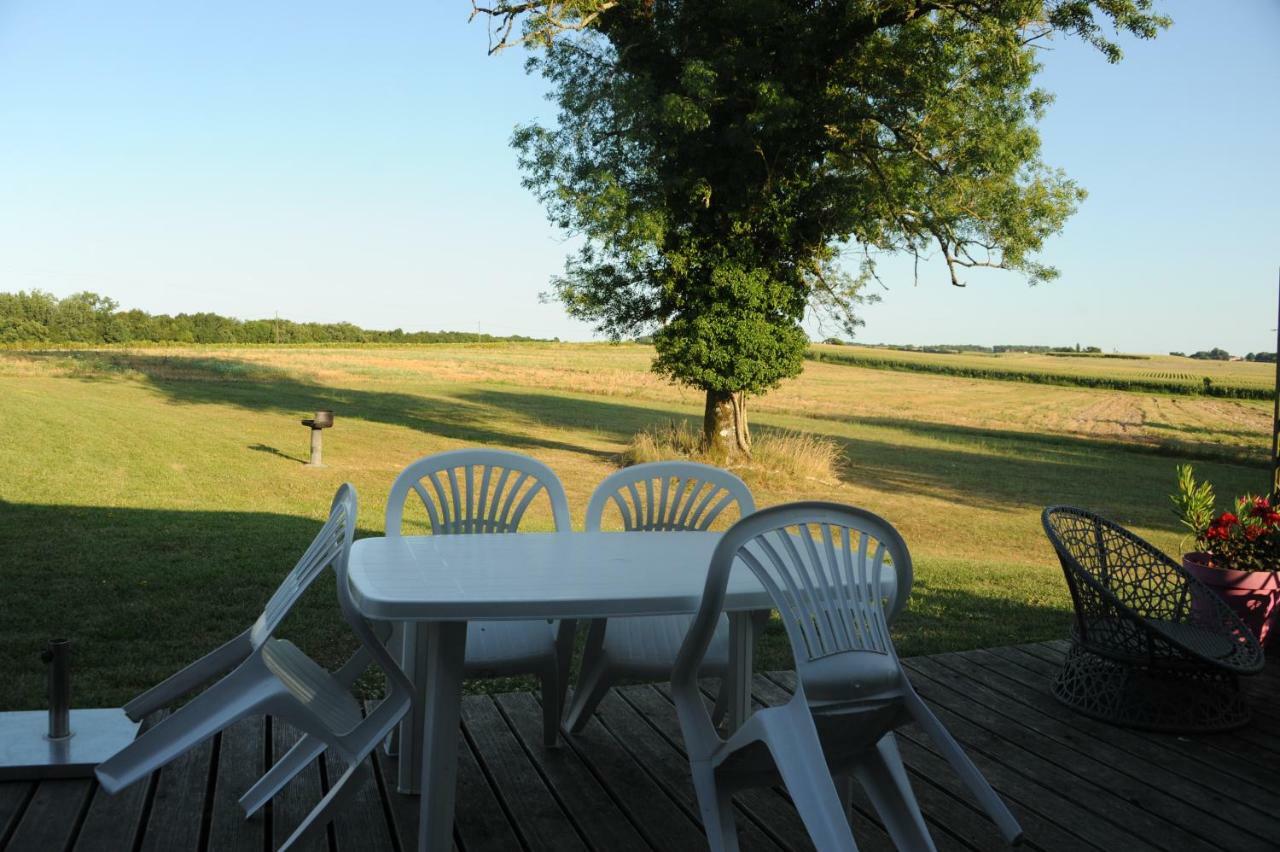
(0, 343, 1272, 708)
(810, 344, 1275, 396)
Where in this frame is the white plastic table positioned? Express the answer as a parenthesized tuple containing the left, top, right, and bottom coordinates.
(346, 530, 773, 852)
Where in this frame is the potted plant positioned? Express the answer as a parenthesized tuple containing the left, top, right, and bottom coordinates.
(1171, 464, 1280, 647)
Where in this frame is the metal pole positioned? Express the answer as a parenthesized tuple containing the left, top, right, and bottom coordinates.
(1273, 267, 1280, 498)
(43, 639, 72, 740)
(309, 427, 323, 467)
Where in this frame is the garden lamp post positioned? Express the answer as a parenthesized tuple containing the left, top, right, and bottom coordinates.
(301, 410, 334, 467)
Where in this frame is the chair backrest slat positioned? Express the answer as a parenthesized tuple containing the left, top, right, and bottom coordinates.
(679, 503, 911, 672)
(386, 449, 571, 537)
(820, 525, 856, 648)
(800, 526, 842, 648)
(674, 502, 913, 738)
(759, 522, 897, 660)
(485, 467, 513, 532)
(585, 461, 754, 533)
(252, 488, 352, 646)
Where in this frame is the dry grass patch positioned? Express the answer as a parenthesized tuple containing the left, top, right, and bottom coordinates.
(622, 420, 846, 490)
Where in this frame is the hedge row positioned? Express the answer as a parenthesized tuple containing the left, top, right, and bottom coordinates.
(806, 350, 1273, 400)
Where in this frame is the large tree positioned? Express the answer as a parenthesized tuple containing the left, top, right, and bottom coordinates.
(481, 0, 1168, 456)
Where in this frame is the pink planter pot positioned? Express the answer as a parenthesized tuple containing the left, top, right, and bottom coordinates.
(1184, 553, 1280, 648)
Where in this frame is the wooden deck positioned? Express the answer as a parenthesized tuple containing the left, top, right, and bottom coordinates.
(2, 640, 1277, 852)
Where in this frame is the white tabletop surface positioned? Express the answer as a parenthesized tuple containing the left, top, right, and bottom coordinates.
(347, 530, 775, 621)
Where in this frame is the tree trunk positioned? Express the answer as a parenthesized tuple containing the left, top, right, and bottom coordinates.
(703, 389, 751, 460)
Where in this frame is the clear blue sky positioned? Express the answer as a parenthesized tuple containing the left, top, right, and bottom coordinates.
(1, 1, 1277, 353)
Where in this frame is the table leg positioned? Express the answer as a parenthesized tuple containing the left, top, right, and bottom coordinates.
(725, 611, 755, 732)
(396, 622, 422, 792)
(418, 620, 467, 852)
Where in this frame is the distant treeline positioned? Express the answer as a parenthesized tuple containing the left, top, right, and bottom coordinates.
(1167, 349, 1276, 362)
(825, 339, 1275, 364)
(806, 349, 1273, 400)
(0, 291, 546, 345)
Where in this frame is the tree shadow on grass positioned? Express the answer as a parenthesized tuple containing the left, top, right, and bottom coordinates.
(0, 501, 372, 711)
(456, 386, 682, 443)
(12, 349, 1250, 535)
(11, 350, 617, 460)
(831, 413, 1267, 469)
(891, 583, 1072, 658)
(0, 501, 1070, 711)
(792, 414, 1266, 534)
(248, 443, 308, 464)
(455, 389, 1240, 533)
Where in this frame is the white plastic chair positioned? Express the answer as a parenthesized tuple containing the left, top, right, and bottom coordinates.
(672, 501, 1023, 851)
(563, 461, 755, 733)
(96, 485, 414, 851)
(385, 448, 575, 746)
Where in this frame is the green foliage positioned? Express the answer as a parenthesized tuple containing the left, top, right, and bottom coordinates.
(1171, 464, 1215, 543)
(512, 0, 1169, 401)
(0, 290, 545, 346)
(1047, 351, 1147, 360)
(1172, 466, 1280, 571)
(808, 347, 1272, 399)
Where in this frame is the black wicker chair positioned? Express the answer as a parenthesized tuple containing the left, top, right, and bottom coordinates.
(1042, 506, 1264, 732)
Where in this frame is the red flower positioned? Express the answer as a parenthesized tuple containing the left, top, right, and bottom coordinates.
(1265, 512, 1280, 525)
(1245, 526, 1264, 541)
(1204, 524, 1230, 541)
(1218, 512, 1239, 526)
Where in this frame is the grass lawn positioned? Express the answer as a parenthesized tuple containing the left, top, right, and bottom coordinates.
(0, 343, 1270, 708)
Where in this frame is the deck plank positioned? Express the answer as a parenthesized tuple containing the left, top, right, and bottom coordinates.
(590, 689, 786, 852)
(460, 695, 587, 852)
(205, 716, 268, 852)
(625, 683, 824, 852)
(904, 655, 1260, 852)
(893, 728, 1093, 852)
(452, 721, 524, 852)
(4, 779, 93, 852)
(743, 674, 1036, 852)
(557, 699, 709, 850)
(35, 642, 1280, 852)
(270, 719, 329, 852)
(325, 746, 397, 852)
(758, 670, 1099, 852)
(643, 681, 910, 852)
(495, 691, 650, 852)
(939, 648, 1280, 844)
(71, 709, 161, 852)
(73, 778, 151, 852)
(0, 782, 34, 849)
(137, 728, 214, 852)
(768, 669, 1154, 852)
(896, 687, 1171, 851)
(368, 747, 416, 852)
(996, 643, 1280, 796)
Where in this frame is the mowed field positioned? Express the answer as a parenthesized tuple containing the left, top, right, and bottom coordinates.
(0, 343, 1272, 709)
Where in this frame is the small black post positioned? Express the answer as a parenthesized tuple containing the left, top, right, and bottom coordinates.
(42, 639, 72, 740)
(301, 410, 334, 468)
